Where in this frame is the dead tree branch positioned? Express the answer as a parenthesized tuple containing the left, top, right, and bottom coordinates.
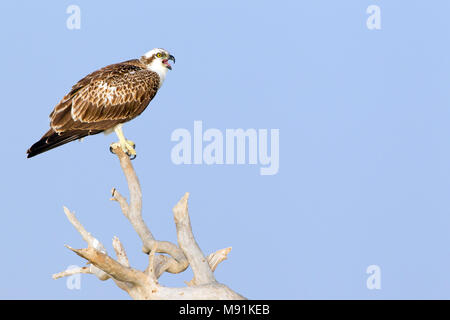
(53, 147, 245, 300)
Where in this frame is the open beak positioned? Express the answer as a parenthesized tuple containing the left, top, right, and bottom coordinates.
(164, 54, 176, 70)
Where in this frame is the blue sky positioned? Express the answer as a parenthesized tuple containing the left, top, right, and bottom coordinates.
(1, 0, 450, 299)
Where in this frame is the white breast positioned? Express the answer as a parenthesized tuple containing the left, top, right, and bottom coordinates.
(147, 62, 168, 88)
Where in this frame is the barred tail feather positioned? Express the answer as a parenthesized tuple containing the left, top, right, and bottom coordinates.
(26, 129, 98, 158)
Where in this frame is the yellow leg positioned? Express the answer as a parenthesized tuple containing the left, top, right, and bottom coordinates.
(110, 124, 136, 157)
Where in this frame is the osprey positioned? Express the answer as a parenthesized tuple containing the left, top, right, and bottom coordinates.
(26, 48, 175, 159)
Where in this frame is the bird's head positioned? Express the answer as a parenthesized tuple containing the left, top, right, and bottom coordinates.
(141, 48, 175, 73)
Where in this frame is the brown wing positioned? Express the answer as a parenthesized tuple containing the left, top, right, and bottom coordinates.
(27, 60, 160, 158)
(50, 60, 160, 132)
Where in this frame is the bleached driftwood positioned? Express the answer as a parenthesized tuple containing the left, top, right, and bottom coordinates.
(53, 147, 245, 300)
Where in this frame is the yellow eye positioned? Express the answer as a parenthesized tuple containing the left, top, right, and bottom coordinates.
(156, 53, 162, 58)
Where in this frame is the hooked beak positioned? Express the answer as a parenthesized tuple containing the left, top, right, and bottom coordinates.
(164, 54, 176, 70)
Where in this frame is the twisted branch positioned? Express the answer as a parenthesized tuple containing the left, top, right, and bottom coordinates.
(110, 148, 188, 274)
(53, 146, 245, 300)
